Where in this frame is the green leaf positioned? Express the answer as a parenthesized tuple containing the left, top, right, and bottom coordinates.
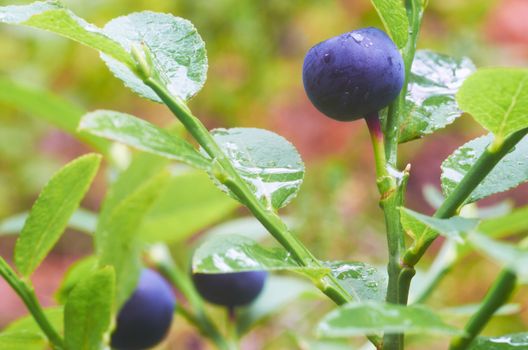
(64, 267, 115, 350)
(441, 134, 528, 203)
(96, 169, 169, 307)
(479, 205, 528, 238)
(317, 302, 462, 337)
(0, 1, 133, 68)
(468, 333, 528, 349)
(79, 110, 210, 170)
(400, 208, 479, 243)
(236, 275, 317, 335)
(209, 128, 304, 210)
(0, 209, 97, 236)
(6, 307, 64, 334)
(101, 11, 208, 101)
(0, 331, 47, 350)
(370, 0, 409, 48)
(14, 154, 101, 277)
(192, 234, 322, 275)
(457, 68, 528, 138)
(468, 233, 528, 280)
(55, 256, 98, 304)
(324, 261, 387, 302)
(140, 170, 238, 243)
(399, 51, 476, 142)
(0, 77, 109, 153)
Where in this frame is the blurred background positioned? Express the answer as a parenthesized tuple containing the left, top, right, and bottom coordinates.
(0, 0, 527, 349)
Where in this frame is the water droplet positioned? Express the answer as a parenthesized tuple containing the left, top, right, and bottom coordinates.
(351, 33, 364, 43)
(323, 53, 331, 63)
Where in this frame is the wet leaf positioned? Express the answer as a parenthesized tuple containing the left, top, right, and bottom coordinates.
(318, 302, 462, 337)
(209, 128, 304, 210)
(0, 1, 133, 67)
(441, 134, 528, 203)
(192, 234, 322, 275)
(324, 261, 387, 302)
(399, 51, 475, 142)
(101, 11, 207, 102)
(468, 333, 528, 349)
(370, 0, 409, 48)
(79, 110, 210, 170)
(14, 154, 101, 277)
(457, 68, 528, 139)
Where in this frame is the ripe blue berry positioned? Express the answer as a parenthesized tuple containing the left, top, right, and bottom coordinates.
(302, 27, 404, 121)
(111, 269, 176, 349)
(192, 271, 267, 308)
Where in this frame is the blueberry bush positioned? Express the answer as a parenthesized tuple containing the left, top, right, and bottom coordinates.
(0, 0, 527, 349)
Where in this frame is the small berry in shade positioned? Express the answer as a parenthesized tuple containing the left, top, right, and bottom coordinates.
(111, 269, 176, 350)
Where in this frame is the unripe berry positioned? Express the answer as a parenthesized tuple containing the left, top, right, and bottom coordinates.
(192, 271, 267, 308)
(111, 269, 176, 349)
(302, 27, 404, 121)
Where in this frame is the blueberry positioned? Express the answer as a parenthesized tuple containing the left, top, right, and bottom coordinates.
(302, 27, 404, 121)
(192, 271, 267, 308)
(111, 269, 176, 349)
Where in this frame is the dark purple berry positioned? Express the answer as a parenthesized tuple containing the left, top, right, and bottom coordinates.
(192, 271, 267, 308)
(302, 27, 404, 121)
(111, 269, 176, 349)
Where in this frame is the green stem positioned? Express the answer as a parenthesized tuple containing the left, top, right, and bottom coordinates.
(449, 269, 517, 350)
(226, 307, 240, 350)
(385, 0, 423, 164)
(148, 246, 230, 350)
(366, 113, 407, 350)
(403, 128, 528, 267)
(0, 257, 64, 349)
(139, 66, 356, 310)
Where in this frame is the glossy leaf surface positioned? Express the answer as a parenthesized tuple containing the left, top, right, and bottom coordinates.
(400, 50, 475, 142)
(79, 110, 210, 170)
(210, 128, 304, 210)
(325, 261, 387, 302)
(468, 333, 528, 349)
(441, 134, 528, 203)
(101, 11, 207, 101)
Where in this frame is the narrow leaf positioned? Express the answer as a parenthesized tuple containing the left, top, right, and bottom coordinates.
(0, 1, 133, 67)
(101, 11, 208, 101)
(79, 110, 210, 170)
(15, 154, 101, 276)
(64, 267, 115, 350)
(370, 0, 409, 48)
(140, 170, 238, 243)
(209, 128, 304, 210)
(400, 208, 479, 243)
(457, 68, 528, 138)
(96, 170, 169, 306)
(0, 331, 47, 350)
(0, 77, 109, 153)
(399, 51, 476, 142)
(441, 134, 528, 203)
(318, 302, 462, 337)
(468, 233, 528, 280)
